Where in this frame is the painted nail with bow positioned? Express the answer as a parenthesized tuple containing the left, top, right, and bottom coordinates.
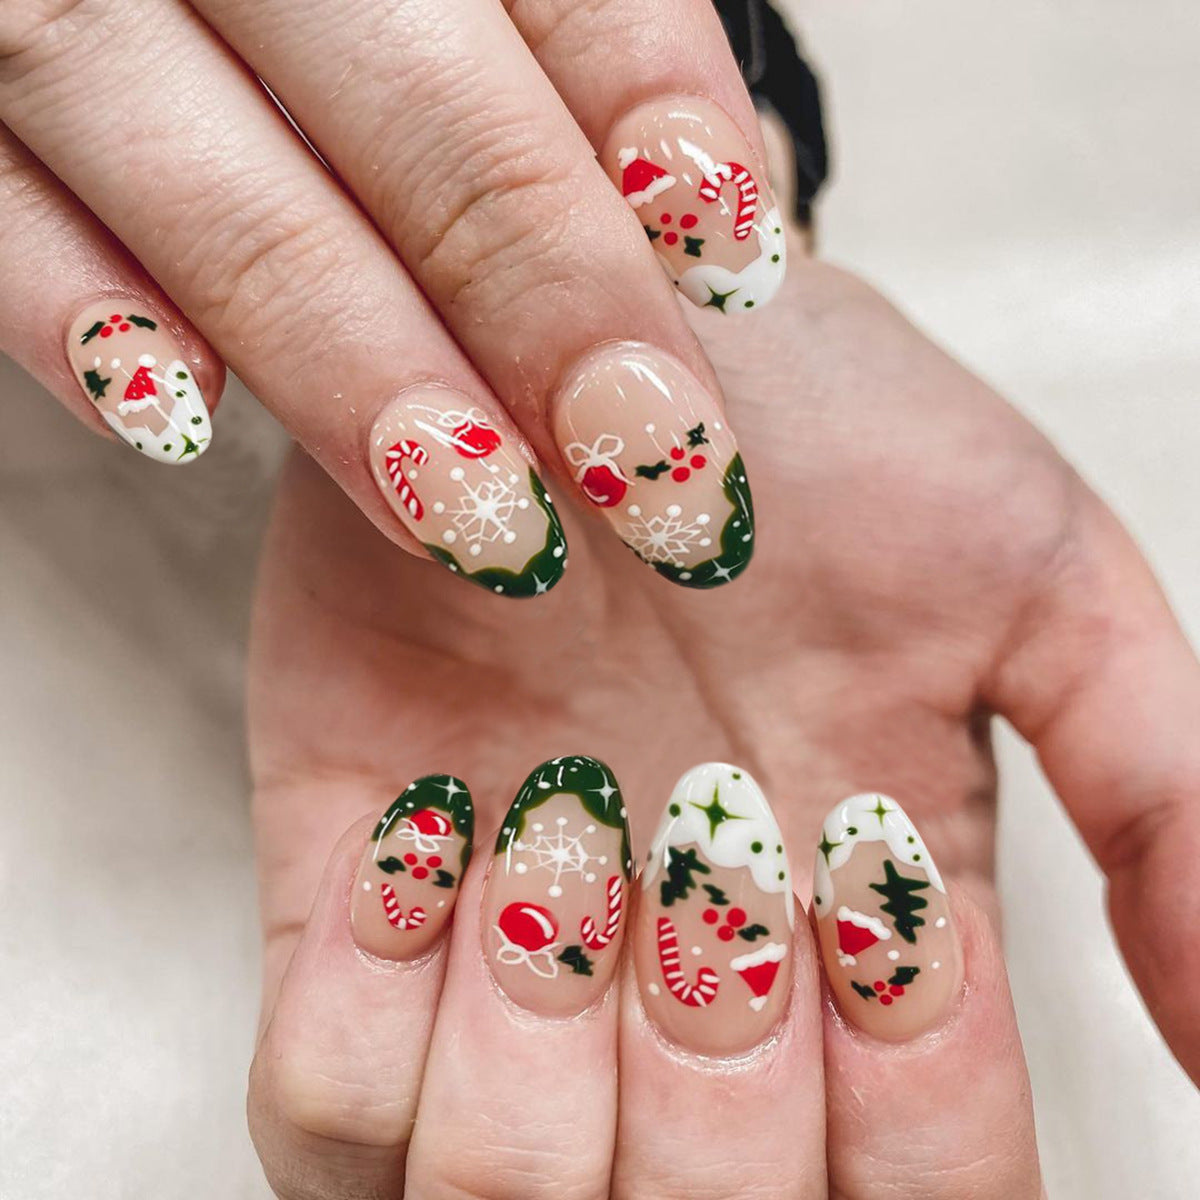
(482, 757, 633, 1016)
(368, 387, 567, 598)
(813, 794, 963, 1041)
(351, 775, 474, 961)
(634, 764, 794, 1056)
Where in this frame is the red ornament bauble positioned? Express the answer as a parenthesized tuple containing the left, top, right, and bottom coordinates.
(580, 463, 628, 508)
(498, 902, 559, 952)
(451, 418, 501, 459)
(407, 809, 452, 838)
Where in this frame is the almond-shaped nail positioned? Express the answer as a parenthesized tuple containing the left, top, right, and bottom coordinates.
(602, 96, 786, 314)
(554, 343, 753, 588)
(635, 763, 794, 1056)
(369, 387, 567, 598)
(67, 301, 212, 464)
(482, 756, 632, 1015)
(813, 794, 963, 1041)
(351, 775, 474, 961)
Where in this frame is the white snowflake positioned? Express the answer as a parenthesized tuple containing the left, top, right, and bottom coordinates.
(444, 470, 518, 554)
(514, 818, 603, 898)
(621, 503, 710, 567)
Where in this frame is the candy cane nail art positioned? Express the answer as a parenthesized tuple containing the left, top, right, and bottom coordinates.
(351, 775, 473, 961)
(67, 301, 212, 464)
(554, 344, 754, 589)
(813, 794, 963, 1041)
(602, 97, 786, 314)
(369, 388, 567, 598)
(635, 764, 794, 1056)
(482, 757, 633, 1016)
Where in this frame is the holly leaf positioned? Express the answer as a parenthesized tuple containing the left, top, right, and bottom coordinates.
(433, 869, 456, 889)
(127, 314, 158, 331)
(643, 225, 662, 243)
(557, 945, 594, 976)
(376, 857, 407, 874)
(888, 966, 921, 987)
(80, 321, 107, 345)
(686, 423, 709, 447)
(83, 369, 111, 401)
(737, 923, 770, 942)
(683, 235, 705, 258)
(659, 846, 711, 907)
(702, 884, 729, 906)
(635, 460, 670, 481)
(851, 981, 876, 1001)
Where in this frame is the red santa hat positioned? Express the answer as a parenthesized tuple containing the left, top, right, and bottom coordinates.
(617, 147, 676, 209)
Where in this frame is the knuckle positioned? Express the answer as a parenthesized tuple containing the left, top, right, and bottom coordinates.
(0, 0, 109, 82)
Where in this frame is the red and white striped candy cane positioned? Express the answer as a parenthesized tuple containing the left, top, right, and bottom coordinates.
(380, 883, 427, 931)
(656, 917, 720, 1007)
(384, 439, 429, 520)
(580, 875, 624, 950)
(697, 161, 759, 241)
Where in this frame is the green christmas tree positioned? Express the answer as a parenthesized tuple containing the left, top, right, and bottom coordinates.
(868, 859, 930, 943)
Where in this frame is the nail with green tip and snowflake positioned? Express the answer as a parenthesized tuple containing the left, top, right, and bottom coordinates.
(482, 757, 632, 1016)
(67, 301, 212, 464)
(634, 763, 793, 1056)
(813, 794, 963, 1041)
(554, 343, 753, 588)
(351, 775, 474, 961)
(368, 387, 567, 598)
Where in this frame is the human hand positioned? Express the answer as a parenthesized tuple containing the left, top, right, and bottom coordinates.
(0, 0, 792, 596)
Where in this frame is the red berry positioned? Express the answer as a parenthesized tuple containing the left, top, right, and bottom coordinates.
(873, 980, 886, 992)
(663, 231, 678, 245)
(403, 853, 418, 866)
(702, 908, 719, 925)
(726, 907, 747, 928)
(690, 455, 707, 469)
(680, 214, 698, 229)
(660, 213, 673, 225)
(889, 985, 905, 996)
(412, 867, 429, 880)
(669, 446, 686, 460)
(880, 994, 894, 1006)
(671, 467, 690, 482)
(110, 314, 122, 322)
(717, 926, 735, 942)
(119, 323, 131, 332)
(100, 327, 113, 338)
(427, 856, 442, 868)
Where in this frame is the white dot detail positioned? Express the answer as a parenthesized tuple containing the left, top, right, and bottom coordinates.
(648, 983, 661, 996)
(514, 862, 528, 875)
(469, 544, 482, 557)
(137, 353, 156, 368)
(666, 504, 682, 517)
(696, 513, 711, 525)
(627, 504, 641, 517)
(691, 946, 702, 957)
(935, 917, 947, 929)
(450, 467, 465, 481)
(932, 961, 942, 970)
(548, 885, 563, 898)
(442, 531, 457, 544)
(887, 950, 900, 961)
(432, 501, 446, 515)
(362, 881, 372, 891)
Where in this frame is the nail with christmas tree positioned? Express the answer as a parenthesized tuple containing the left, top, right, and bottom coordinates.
(351, 774, 474, 961)
(554, 343, 754, 589)
(813, 793, 963, 1041)
(634, 763, 794, 1056)
(600, 96, 786, 315)
(482, 756, 633, 1016)
(368, 386, 568, 598)
(67, 301, 213, 464)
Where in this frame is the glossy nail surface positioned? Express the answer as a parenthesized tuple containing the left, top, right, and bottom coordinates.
(635, 763, 793, 1056)
(813, 794, 963, 1041)
(482, 757, 632, 1016)
(351, 775, 474, 961)
(554, 343, 753, 588)
(369, 387, 567, 597)
(602, 96, 786, 314)
(67, 301, 212, 464)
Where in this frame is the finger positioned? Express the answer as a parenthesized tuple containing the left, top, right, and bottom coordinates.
(0, 123, 221, 464)
(0, 3, 565, 597)
(814, 795, 1042, 1198)
(406, 757, 631, 1199)
(985, 485, 1200, 1084)
(182, 0, 761, 588)
(614, 764, 825, 1199)
(248, 775, 473, 1200)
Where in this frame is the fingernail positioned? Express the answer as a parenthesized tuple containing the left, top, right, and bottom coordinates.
(813, 794, 963, 1041)
(67, 301, 212, 464)
(351, 775, 474, 961)
(635, 763, 793, 1056)
(553, 343, 753, 588)
(482, 756, 633, 1015)
(368, 387, 567, 598)
(602, 96, 786, 314)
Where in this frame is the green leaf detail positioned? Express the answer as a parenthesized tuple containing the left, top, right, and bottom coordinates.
(433, 869, 456, 889)
(371, 774, 475, 874)
(868, 859, 930, 944)
(702, 884, 729, 906)
(634, 460, 670, 481)
(737, 923, 770, 942)
(643, 225, 662, 242)
(376, 857, 407, 875)
(888, 966, 921, 987)
(83, 369, 111, 400)
(686, 423, 709, 447)
(659, 846, 711, 907)
(557, 945, 594, 976)
(80, 321, 106, 345)
(127, 314, 158, 330)
(851, 980, 876, 1001)
(683, 235, 705, 257)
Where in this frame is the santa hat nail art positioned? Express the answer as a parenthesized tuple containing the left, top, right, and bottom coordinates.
(618, 147, 676, 209)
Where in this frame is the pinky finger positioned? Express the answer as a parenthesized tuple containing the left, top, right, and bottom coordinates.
(0, 125, 223, 465)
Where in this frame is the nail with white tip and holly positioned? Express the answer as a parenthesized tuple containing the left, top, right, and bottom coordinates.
(67, 301, 212, 464)
(481, 757, 633, 1016)
(368, 386, 568, 598)
(634, 763, 794, 1056)
(813, 794, 963, 1041)
(553, 343, 754, 589)
(351, 775, 474, 961)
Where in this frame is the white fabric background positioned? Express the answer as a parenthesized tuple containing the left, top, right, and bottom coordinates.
(2, 2, 1199, 1196)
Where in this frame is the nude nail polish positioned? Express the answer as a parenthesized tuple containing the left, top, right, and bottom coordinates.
(351, 775, 474, 961)
(554, 343, 754, 588)
(482, 757, 633, 1016)
(602, 96, 786, 314)
(634, 764, 794, 1056)
(67, 301, 212, 464)
(368, 387, 567, 597)
(813, 794, 963, 1041)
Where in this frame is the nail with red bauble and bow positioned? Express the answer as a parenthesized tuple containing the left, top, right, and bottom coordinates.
(482, 756, 632, 1017)
(351, 775, 474, 961)
(634, 763, 795, 1057)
